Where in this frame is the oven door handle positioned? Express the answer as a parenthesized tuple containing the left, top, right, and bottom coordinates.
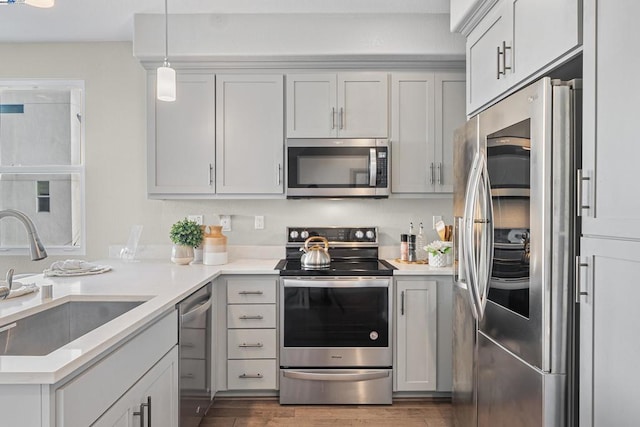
(282, 279, 390, 288)
(181, 297, 212, 324)
(283, 370, 390, 382)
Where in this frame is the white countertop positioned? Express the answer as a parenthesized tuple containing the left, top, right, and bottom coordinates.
(0, 257, 450, 385)
(0, 258, 279, 385)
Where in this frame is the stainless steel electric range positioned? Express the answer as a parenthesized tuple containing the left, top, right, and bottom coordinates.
(276, 226, 395, 405)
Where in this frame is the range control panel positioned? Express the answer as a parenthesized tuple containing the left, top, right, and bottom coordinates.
(286, 226, 377, 245)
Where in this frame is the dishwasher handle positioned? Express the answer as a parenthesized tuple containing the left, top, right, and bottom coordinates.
(181, 297, 212, 324)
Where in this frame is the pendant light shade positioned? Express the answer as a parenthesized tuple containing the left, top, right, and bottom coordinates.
(157, 62, 176, 102)
(157, 0, 176, 102)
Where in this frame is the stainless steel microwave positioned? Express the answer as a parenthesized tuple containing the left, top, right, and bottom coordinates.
(286, 138, 389, 198)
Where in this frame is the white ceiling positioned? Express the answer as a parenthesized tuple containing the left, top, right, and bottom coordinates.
(0, 0, 451, 43)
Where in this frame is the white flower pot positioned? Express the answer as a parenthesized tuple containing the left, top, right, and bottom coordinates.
(429, 252, 447, 267)
(171, 244, 194, 265)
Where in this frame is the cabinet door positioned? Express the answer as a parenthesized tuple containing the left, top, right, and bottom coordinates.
(581, 0, 640, 239)
(434, 73, 466, 193)
(286, 73, 337, 138)
(337, 72, 389, 138)
(94, 347, 179, 427)
(466, 0, 511, 115)
(390, 73, 435, 193)
(148, 73, 215, 195)
(215, 74, 284, 194)
(394, 279, 438, 391)
(511, 0, 581, 82)
(578, 238, 640, 426)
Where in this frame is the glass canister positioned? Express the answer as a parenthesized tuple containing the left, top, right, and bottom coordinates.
(203, 225, 228, 265)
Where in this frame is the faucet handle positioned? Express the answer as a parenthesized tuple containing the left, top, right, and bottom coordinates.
(5, 268, 14, 290)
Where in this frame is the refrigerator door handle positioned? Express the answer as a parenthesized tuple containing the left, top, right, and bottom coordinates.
(477, 161, 494, 317)
(462, 152, 484, 320)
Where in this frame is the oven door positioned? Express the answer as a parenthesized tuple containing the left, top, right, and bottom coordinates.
(286, 138, 389, 198)
(280, 277, 392, 367)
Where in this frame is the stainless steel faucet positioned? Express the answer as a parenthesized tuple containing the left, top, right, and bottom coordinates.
(0, 209, 48, 300)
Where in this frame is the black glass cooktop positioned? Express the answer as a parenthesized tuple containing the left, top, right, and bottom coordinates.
(275, 259, 395, 276)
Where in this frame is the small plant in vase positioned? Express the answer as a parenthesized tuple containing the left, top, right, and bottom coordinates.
(424, 240, 452, 267)
(170, 218, 204, 265)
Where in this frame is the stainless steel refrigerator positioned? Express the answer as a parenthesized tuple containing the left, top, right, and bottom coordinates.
(452, 77, 580, 427)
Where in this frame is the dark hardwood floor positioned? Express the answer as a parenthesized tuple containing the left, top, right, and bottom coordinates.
(200, 398, 453, 427)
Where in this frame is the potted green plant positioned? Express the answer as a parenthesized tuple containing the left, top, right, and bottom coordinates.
(169, 218, 204, 265)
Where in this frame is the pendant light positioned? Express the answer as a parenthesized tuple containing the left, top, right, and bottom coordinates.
(156, 0, 176, 102)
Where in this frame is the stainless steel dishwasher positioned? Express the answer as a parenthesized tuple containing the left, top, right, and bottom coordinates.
(177, 283, 213, 427)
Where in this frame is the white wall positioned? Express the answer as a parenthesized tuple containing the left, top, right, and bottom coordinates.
(0, 42, 453, 274)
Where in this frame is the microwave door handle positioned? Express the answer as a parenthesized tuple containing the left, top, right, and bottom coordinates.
(369, 148, 377, 187)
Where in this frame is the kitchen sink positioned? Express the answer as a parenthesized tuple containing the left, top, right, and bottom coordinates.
(0, 300, 144, 356)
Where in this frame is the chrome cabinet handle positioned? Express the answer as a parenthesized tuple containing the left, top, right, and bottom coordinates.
(239, 373, 263, 379)
(437, 162, 443, 185)
(239, 315, 264, 320)
(133, 396, 151, 427)
(577, 169, 592, 216)
(497, 41, 512, 79)
(331, 107, 335, 129)
(239, 342, 264, 348)
(575, 257, 590, 303)
(208, 163, 214, 186)
(496, 45, 501, 79)
(400, 291, 405, 316)
(238, 290, 264, 295)
(429, 163, 435, 184)
(276, 163, 282, 186)
(339, 107, 344, 129)
(181, 373, 195, 379)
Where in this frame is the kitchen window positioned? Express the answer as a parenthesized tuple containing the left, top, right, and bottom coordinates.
(0, 80, 85, 256)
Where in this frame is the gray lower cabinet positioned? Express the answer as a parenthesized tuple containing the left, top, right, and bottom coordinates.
(224, 276, 279, 391)
(390, 72, 465, 194)
(394, 276, 453, 392)
(578, 237, 640, 426)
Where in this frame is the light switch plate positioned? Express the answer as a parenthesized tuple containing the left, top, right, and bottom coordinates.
(220, 215, 231, 232)
(254, 216, 264, 230)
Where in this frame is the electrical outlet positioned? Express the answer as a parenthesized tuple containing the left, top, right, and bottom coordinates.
(254, 215, 265, 230)
(220, 215, 231, 232)
(187, 215, 203, 225)
(432, 215, 443, 229)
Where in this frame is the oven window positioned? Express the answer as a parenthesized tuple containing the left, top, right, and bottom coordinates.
(288, 147, 372, 188)
(283, 286, 389, 347)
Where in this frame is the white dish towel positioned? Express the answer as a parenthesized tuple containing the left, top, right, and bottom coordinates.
(44, 259, 112, 277)
(0, 282, 39, 299)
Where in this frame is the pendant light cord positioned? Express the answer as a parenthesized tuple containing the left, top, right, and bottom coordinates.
(164, 0, 169, 63)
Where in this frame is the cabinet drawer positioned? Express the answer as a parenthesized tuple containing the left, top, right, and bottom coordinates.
(227, 279, 277, 304)
(228, 329, 277, 359)
(227, 359, 277, 390)
(180, 358, 206, 390)
(180, 328, 206, 359)
(227, 304, 276, 329)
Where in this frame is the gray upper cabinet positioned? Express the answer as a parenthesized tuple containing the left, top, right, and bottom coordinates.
(464, 0, 581, 115)
(286, 73, 388, 138)
(148, 73, 215, 196)
(581, 0, 640, 240)
(215, 74, 284, 195)
(148, 73, 284, 198)
(391, 72, 465, 194)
